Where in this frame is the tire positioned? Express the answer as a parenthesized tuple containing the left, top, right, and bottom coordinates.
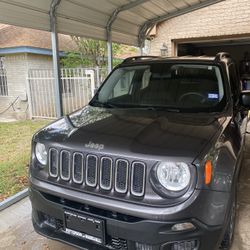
(220, 194, 237, 250)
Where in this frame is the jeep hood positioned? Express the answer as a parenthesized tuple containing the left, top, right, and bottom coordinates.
(36, 106, 226, 162)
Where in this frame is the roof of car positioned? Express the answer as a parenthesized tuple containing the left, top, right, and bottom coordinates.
(121, 53, 233, 66)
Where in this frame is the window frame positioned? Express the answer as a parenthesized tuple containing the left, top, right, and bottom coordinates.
(0, 57, 8, 96)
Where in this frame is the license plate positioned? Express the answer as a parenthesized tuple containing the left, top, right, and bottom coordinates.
(63, 210, 105, 245)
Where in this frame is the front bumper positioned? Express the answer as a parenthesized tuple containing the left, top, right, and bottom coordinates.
(29, 177, 231, 250)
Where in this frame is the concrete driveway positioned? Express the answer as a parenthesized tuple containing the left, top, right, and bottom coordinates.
(1, 138, 250, 250)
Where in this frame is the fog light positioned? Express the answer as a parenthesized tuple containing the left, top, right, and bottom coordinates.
(171, 222, 196, 232)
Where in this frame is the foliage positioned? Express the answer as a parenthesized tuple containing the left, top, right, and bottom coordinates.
(61, 37, 123, 68)
(0, 120, 49, 201)
(61, 37, 138, 68)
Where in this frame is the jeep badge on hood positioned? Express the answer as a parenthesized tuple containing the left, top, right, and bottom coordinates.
(85, 141, 104, 150)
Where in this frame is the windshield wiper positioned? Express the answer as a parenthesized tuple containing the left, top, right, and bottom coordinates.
(90, 100, 119, 108)
(90, 101, 181, 112)
(139, 106, 181, 112)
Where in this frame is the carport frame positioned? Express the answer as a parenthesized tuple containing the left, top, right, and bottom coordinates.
(48, 0, 225, 117)
(106, 0, 151, 72)
(50, 0, 63, 117)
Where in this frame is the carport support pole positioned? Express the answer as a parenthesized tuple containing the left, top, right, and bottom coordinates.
(140, 47, 143, 56)
(107, 30, 113, 73)
(50, 0, 63, 117)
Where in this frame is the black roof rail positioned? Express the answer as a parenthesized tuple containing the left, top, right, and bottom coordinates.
(214, 52, 231, 62)
(123, 56, 160, 63)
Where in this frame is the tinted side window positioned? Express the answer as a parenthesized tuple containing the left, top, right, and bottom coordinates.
(111, 70, 135, 98)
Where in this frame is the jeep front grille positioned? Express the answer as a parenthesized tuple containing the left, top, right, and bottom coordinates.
(60, 150, 70, 181)
(100, 157, 112, 190)
(86, 154, 98, 187)
(131, 162, 146, 196)
(48, 148, 146, 197)
(115, 159, 129, 194)
(72, 153, 84, 184)
(49, 148, 58, 177)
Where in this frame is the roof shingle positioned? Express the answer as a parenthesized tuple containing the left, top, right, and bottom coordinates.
(0, 24, 77, 51)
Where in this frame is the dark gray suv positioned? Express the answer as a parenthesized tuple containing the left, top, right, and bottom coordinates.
(29, 53, 250, 250)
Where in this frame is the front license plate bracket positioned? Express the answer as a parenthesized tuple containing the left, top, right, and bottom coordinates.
(63, 210, 106, 245)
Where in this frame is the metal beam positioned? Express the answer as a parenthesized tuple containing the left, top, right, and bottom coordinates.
(140, 47, 143, 56)
(138, 0, 225, 47)
(107, 31, 113, 73)
(107, 0, 150, 30)
(50, 0, 63, 117)
(106, 0, 150, 72)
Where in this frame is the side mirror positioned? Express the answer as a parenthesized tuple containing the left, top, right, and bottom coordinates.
(240, 91, 250, 108)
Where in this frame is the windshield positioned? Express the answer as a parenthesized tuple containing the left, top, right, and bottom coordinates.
(90, 63, 225, 112)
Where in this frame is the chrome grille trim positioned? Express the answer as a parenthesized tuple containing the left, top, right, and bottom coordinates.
(115, 159, 129, 194)
(60, 150, 71, 181)
(131, 162, 146, 197)
(72, 152, 84, 184)
(86, 154, 98, 187)
(100, 157, 113, 191)
(48, 148, 58, 178)
(48, 148, 147, 197)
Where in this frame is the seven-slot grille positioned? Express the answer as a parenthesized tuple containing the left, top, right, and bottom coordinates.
(115, 160, 129, 193)
(60, 150, 70, 181)
(48, 148, 146, 197)
(100, 157, 112, 190)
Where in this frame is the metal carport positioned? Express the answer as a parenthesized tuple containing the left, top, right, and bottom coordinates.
(0, 0, 224, 117)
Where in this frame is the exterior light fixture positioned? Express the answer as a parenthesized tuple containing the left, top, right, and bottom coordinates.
(160, 42, 168, 56)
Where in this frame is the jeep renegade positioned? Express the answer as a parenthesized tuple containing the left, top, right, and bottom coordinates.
(29, 53, 250, 250)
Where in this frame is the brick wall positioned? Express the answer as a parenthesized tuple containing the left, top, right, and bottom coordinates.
(27, 54, 53, 70)
(0, 53, 52, 119)
(150, 0, 250, 56)
(4, 54, 28, 98)
(3, 53, 52, 97)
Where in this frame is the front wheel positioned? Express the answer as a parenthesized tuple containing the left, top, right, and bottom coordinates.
(220, 194, 237, 250)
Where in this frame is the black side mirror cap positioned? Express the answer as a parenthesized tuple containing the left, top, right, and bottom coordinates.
(240, 91, 250, 108)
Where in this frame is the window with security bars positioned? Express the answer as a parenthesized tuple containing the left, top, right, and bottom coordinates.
(0, 57, 8, 96)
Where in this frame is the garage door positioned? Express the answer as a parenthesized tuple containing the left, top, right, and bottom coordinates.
(177, 37, 250, 89)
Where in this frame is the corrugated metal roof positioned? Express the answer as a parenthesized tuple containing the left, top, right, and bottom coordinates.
(0, 0, 224, 46)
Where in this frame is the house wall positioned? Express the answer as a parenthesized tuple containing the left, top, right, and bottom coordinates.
(0, 53, 52, 120)
(150, 0, 250, 56)
(4, 54, 27, 98)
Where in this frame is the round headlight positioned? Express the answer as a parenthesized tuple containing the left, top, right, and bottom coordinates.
(35, 142, 47, 165)
(157, 162, 191, 192)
